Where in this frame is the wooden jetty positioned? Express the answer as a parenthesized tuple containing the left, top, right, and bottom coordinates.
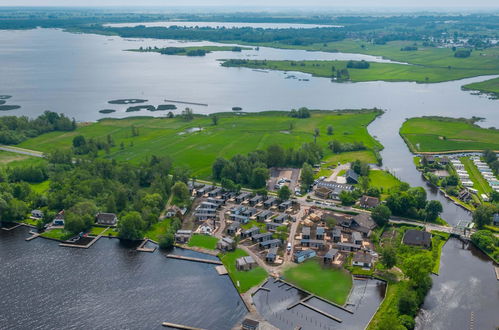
(25, 232, 40, 241)
(166, 254, 222, 265)
(301, 302, 342, 323)
(136, 239, 156, 253)
(164, 99, 208, 107)
(59, 228, 108, 249)
(162, 321, 206, 330)
(215, 265, 228, 275)
(495, 266, 499, 280)
(1, 224, 22, 231)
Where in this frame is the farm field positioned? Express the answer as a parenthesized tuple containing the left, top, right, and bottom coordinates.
(400, 117, 499, 153)
(17, 110, 382, 178)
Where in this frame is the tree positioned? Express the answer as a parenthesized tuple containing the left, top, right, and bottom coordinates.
(221, 178, 240, 192)
(300, 163, 315, 190)
(376, 314, 405, 330)
(211, 115, 219, 126)
(324, 216, 336, 229)
(327, 125, 333, 135)
(118, 211, 145, 240)
(266, 145, 285, 167)
(358, 176, 370, 194)
(159, 231, 175, 249)
(472, 204, 495, 228)
(371, 204, 391, 226)
(339, 190, 356, 206)
(212, 157, 228, 181)
(278, 185, 291, 201)
(251, 167, 269, 189)
(424, 200, 442, 222)
(398, 288, 418, 316)
(403, 254, 433, 284)
(172, 181, 190, 206)
(380, 246, 397, 269)
(72, 135, 86, 148)
(313, 128, 320, 143)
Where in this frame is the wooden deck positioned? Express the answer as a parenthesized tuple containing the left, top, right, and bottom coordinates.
(136, 239, 156, 253)
(166, 254, 222, 265)
(162, 321, 205, 330)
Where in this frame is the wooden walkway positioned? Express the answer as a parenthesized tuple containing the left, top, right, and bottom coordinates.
(136, 239, 156, 253)
(495, 266, 499, 280)
(25, 232, 40, 241)
(301, 302, 343, 323)
(162, 321, 205, 330)
(166, 254, 222, 265)
(1, 224, 22, 231)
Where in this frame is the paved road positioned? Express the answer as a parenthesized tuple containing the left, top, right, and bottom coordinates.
(0, 145, 44, 157)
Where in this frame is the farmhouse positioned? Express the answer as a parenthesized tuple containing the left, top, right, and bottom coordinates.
(403, 230, 432, 248)
(95, 212, 118, 226)
(352, 251, 374, 268)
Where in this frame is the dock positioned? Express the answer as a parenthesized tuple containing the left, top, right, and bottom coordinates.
(166, 254, 222, 265)
(300, 302, 343, 323)
(495, 266, 499, 280)
(164, 99, 208, 107)
(162, 321, 206, 330)
(59, 228, 108, 249)
(1, 224, 22, 231)
(136, 239, 156, 253)
(215, 265, 228, 275)
(25, 232, 40, 241)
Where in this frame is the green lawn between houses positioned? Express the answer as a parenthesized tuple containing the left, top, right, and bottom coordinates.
(400, 117, 499, 153)
(368, 170, 401, 192)
(283, 259, 353, 305)
(460, 157, 493, 195)
(17, 110, 382, 179)
(218, 248, 267, 293)
(187, 234, 218, 250)
(40, 228, 73, 241)
(143, 219, 171, 242)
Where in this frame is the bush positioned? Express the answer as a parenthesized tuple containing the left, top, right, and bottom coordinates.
(398, 314, 415, 329)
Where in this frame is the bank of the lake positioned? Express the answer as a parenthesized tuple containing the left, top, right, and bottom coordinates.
(0, 226, 247, 329)
(462, 77, 499, 99)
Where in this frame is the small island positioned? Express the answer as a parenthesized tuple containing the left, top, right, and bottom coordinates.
(129, 45, 251, 57)
(108, 99, 148, 105)
(99, 109, 116, 114)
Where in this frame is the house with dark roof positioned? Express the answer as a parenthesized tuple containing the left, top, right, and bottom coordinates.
(352, 231, 363, 245)
(324, 248, 339, 264)
(208, 188, 222, 197)
(352, 251, 374, 268)
(336, 242, 361, 252)
(493, 213, 499, 227)
(217, 237, 236, 251)
(256, 210, 273, 221)
(242, 318, 259, 330)
(207, 197, 225, 206)
(259, 239, 281, 249)
(264, 197, 278, 208)
(294, 249, 316, 263)
(315, 187, 332, 199)
(316, 181, 355, 200)
(423, 155, 435, 164)
(316, 227, 325, 240)
(252, 232, 273, 243)
(266, 247, 278, 263)
(53, 210, 65, 226)
(346, 169, 359, 184)
(236, 256, 256, 271)
(199, 201, 219, 210)
(359, 195, 380, 209)
(302, 226, 311, 240)
(279, 200, 292, 211)
(402, 230, 432, 248)
(96, 212, 118, 226)
(227, 222, 240, 236)
(174, 230, 192, 243)
(273, 214, 288, 224)
(241, 226, 260, 239)
(266, 222, 286, 231)
(31, 209, 43, 219)
(229, 214, 249, 224)
(300, 239, 326, 250)
(249, 195, 264, 206)
(242, 207, 258, 217)
(340, 213, 376, 237)
(235, 192, 251, 204)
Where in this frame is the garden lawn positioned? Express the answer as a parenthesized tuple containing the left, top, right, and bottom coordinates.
(187, 234, 218, 250)
(17, 110, 382, 179)
(143, 219, 171, 241)
(41, 228, 73, 241)
(283, 259, 353, 305)
(219, 248, 267, 293)
(88, 226, 108, 236)
(400, 117, 499, 152)
(368, 170, 401, 191)
(324, 150, 378, 166)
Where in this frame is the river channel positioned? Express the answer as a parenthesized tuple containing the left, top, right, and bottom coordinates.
(0, 26, 498, 329)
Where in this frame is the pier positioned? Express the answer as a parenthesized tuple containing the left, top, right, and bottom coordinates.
(166, 254, 222, 265)
(164, 99, 208, 107)
(495, 266, 499, 280)
(300, 302, 343, 323)
(162, 321, 206, 330)
(1, 224, 22, 231)
(59, 228, 108, 249)
(25, 231, 40, 241)
(136, 239, 156, 253)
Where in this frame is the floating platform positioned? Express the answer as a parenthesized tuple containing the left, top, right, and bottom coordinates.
(215, 265, 228, 275)
(136, 239, 156, 253)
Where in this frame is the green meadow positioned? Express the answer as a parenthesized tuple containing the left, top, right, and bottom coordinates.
(222, 59, 499, 84)
(17, 110, 382, 178)
(187, 234, 218, 250)
(400, 117, 499, 153)
(219, 248, 267, 293)
(283, 259, 353, 305)
(462, 77, 499, 98)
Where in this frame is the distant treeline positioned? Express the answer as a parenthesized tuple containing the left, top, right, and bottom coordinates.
(0, 111, 75, 145)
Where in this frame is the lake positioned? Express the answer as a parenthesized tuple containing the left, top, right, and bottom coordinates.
(0, 27, 498, 330)
(0, 226, 247, 329)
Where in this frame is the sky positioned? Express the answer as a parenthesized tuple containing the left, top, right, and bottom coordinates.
(0, 0, 498, 8)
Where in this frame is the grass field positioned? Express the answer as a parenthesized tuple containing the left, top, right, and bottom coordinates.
(283, 259, 353, 305)
(431, 231, 450, 274)
(462, 77, 499, 97)
(460, 157, 492, 195)
(187, 234, 218, 250)
(129, 45, 252, 55)
(17, 110, 382, 178)
(366, 281, 400, 330)
(29, 180, 51, 194)
(400, 117, 499, 153)
(219, 248, 267, 293)
(368, 170, 401, 192)
(88, 226, 108, 236)
(324, 150, 378, 165)
(222, 58, 499, 84)
(143, 219, 171, 242)
(0, 151, 46, 168)
(41, 228, 73, 241)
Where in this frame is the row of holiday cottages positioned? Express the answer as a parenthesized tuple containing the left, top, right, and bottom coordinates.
(31, 210, 118, 227)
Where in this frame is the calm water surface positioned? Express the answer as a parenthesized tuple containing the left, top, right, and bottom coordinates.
(1, 27, 498, 329)
(0, 227, 246, 329)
